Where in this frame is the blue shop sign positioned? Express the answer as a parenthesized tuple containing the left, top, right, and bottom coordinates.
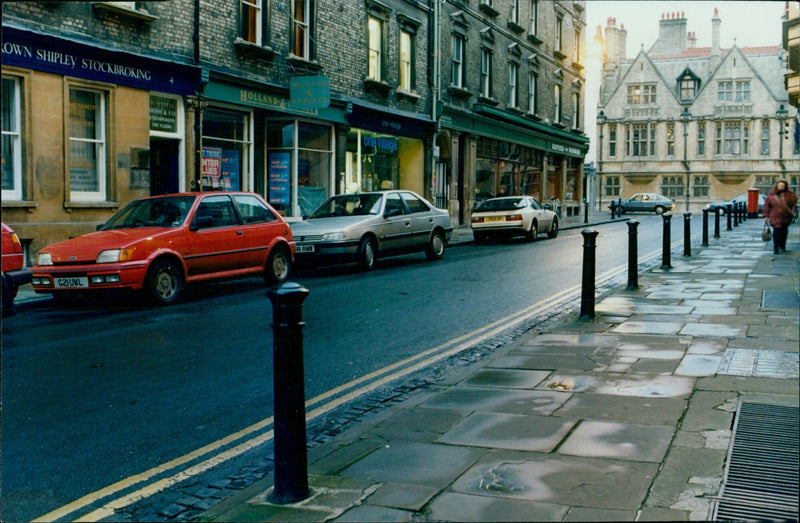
(1, 26, 200, 94)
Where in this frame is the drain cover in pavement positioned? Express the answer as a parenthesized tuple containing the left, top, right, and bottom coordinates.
(762, 291, 800, 309)
(717, 349, 799, 379)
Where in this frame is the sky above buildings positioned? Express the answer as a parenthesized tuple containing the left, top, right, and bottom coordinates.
(582, 1, 787, 163)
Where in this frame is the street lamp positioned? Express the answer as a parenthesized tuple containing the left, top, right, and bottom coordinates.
(597, 110, 607, 212)
(777, 104, 788, 163)
(681, 108, 691, 211)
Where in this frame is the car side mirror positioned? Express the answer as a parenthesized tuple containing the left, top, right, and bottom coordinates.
(544, 203, 553, 210)
(191, 215, 213, 231)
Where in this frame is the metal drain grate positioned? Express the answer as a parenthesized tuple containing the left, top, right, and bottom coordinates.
(713, 402, 799, 521)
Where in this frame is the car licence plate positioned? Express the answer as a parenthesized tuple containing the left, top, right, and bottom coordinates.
(485, 216, 504, 222)
(296, 245, 315, 253)
(55, 277, 89, 288)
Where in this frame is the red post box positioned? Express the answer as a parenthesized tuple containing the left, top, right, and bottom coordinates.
(747, 188, 760, 218)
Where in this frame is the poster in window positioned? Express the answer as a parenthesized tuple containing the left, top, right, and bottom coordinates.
(269, 152, 290, 205)
(202, 147, 221, 187)
(221, 149, 240, 191)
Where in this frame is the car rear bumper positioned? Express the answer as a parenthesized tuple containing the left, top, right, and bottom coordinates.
(31, 261, 149, 293)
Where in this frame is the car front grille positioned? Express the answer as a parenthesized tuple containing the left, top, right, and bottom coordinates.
(296, 235, 324, 242)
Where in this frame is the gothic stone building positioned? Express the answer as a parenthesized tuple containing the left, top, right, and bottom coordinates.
(596, 8, 799, 213)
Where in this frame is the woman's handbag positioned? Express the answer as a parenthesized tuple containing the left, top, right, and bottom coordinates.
(762, 223, 772, 241)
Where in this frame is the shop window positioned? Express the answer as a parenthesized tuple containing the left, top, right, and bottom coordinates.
(346, 130, 399, 193)
(451, 33, 465, 88)
(68, 87, 107, 202)
(291, 0, 314, 60)
(367, 16, 384, 82)
(605, 176, 620, 197)
(480, 47, 492, 98)
(2, 76, 23, 201)
(202, 107, 249, 192)
(693, 176, 709, 197)
(508, 62, 519, 108)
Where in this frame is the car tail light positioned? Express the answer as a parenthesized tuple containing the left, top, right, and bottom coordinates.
(471, 216, 484, 223)
(508, 214, 523, 221)
(9, 231, 23, 253)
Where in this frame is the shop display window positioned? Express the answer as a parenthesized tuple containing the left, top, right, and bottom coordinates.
(202, 107, 249, 192)
(345, 130, 399, 193)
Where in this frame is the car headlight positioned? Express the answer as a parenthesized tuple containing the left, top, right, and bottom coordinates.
(96, 248, 134, 264)
(322, 231, 347, 241)
(37, 252, 53, 266)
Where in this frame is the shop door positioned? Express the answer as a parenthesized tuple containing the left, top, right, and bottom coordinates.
(150, 139, 180, 195)
(434, 162, 449, 209)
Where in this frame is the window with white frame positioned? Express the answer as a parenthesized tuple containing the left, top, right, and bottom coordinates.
(697, 122, 705, 156)
(480, 47, 492, 98)
(555, 16, 563, 51)
(735, 81, 750, 101)
(399, 30, 413, 91)
(723, 120, 748, 155)
(680, 76, 695, 100)
(628, 123, 654, 157)
(528, 72, 537, 114)
(571, 92, 579, 129)
(1, 75, 23, 201)
(717, 81, 733, 101)
(529, 0, 538, 35)
(240, 0, 262, 44)
(452, 33, 465, 88)
(627, 84, 656, 104)
(510, 0, 519, 25)
(666, 123, 675, 156)
(367, 16, 383, 81)
(715, 122, 722, 154)
(508, 62, 519, 107)
(574, 29, 580, 62)
(608, 124, 617, 156)
(291, 0, 313, 60)
(554, 84, 561, 123)
(760, 119, 770, 155)
(69, 87, 107, 201)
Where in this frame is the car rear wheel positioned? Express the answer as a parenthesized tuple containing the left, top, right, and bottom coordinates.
(265, 246, 291, 284)
(547, 217, 559, 238)
(426, 230, 446, 260)
(146, 259, 182, 304)
(526, 220, 538, 242)
(654, 206, 666, 215)
(357, 236, 377, 270)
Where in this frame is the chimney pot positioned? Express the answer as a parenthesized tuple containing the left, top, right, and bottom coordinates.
(714, 7, 719, 16)
(681, 11, 685, 18)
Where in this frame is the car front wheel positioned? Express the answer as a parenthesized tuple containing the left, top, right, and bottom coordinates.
(426, 230, 446, 260)
(146, 259, 183, 304)
(357, 236, 377, 270)
(265, 246, 291, 284)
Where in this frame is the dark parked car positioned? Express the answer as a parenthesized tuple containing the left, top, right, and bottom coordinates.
(2, 222, 33, 316)
(707, 193, 766, 215)
(612, 193, 675, 214)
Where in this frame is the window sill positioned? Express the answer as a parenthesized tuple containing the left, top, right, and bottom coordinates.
(527, 34, 543, 45)
(92, 2, 157, 23)
(554, 50, 568, 61)
(396, 88, 421, 102)
(478, 3, 500, 17)
(506, 21, 525, 34)
(447, 85, 473, 99)
(571, 61, 584, 71)
(64, 201, 120, 211)
(234, 38, 275, 60)
(569, 127, 584, 135)
(507, 106, 524, 115)
(477, 95, 499, 106)
(287, 54, 322, 71)
(2, 200, 37, 211)
(525, 113, 543, 121)
(363, 78, 392, 96)
(552, 122, 566, 129)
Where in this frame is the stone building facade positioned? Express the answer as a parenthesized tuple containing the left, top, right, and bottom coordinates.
(435, 0, 589, 225)
(2, 0, 587, 261)
(596, 8, 799, 212)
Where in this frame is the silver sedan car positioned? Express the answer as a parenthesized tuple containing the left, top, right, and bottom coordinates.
(290, 190, 453, 270)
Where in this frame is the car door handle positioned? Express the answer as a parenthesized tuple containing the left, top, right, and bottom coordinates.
(237, 230, 244, 235)
(405, 222, 411, 227)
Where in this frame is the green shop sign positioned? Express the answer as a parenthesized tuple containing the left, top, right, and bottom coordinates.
(205, 81, 345, 123)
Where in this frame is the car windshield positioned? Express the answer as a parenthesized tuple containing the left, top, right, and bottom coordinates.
(309, 193, 383, 218)
(475, 198, 525, 212)
(99, 196, 195, 230)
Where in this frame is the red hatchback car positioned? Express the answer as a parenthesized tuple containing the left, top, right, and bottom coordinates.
(2, 222, 33, 316)
(31, 192, 295, 304)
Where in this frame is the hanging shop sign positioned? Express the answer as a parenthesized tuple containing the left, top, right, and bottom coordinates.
(290, 75, 330, 110)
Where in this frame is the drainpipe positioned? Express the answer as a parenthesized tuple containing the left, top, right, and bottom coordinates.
(192, 0, 205, 190)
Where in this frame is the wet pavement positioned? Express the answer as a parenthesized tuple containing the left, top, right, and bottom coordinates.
(203, 218, 799, 522)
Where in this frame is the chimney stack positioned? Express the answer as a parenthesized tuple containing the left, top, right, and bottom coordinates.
(687, 31, 697, 48)
(711, 7, 721, 69)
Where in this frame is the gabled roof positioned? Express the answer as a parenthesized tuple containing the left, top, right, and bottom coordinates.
(649, 45, 782, 61)
(600, 48, 683, 110)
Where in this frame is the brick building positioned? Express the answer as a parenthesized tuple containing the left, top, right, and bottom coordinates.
(596, 8, 799, 212)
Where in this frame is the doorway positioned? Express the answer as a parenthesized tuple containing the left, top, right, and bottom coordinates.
(149, 138, 180, 195)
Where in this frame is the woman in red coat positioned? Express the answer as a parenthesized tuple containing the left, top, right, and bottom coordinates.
(763, 179, 798, 254)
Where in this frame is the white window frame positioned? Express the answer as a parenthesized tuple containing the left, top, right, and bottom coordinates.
(68, 87, 107, 202)
(571, 92, 579, 129)
(510, 0, 519, 25)
(761, 119, 770, 156)
(241, 0, 262, 44)
(527, 72, 537, 115)
(368, 16, 383, 81)
(2, 75, 23, 201)
(399, 30, 412, 90)
(529, 0, 537, 35)
(554, 84, 561, 123)
(451, 33, 465, 88)
(508, 62, 518, 107)
(574, 29, 580, 62)
(291, 0, 312, 60)
(480, 47, 492, 98)
(735, 80, 750, 102)
(555, 16, 563, 51)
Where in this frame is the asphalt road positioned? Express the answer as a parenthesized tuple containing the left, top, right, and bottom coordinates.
(0, 215, 700, 522)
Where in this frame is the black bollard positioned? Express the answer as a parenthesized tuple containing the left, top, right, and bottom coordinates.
(725, 203, 732, 231)
(584, 199, 589, 224)
(661, 213, 672, 269)
(733, 202, 739, 227)
(268, 282, 310, 504)
(683, 212, 692, 256)
(740, 201, 747, 222)
(609, 201, 616, 219)
(714, 207, 721, 238)
(580, 229, 599, 319)
(627, 220, 639, 290)
(702, 208, 709, 246)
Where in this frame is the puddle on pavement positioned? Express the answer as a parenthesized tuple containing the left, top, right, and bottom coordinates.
(539, 374, 694, 397)
(557, 421, 673, 462)
(688, 339, 727, 354)
(611, 321, 684, 335)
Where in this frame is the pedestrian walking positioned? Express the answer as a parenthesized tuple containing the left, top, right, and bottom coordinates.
(762, 179, 798, 254)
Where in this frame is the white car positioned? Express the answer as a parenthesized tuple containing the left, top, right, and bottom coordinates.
(471, 196, 559, 244)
